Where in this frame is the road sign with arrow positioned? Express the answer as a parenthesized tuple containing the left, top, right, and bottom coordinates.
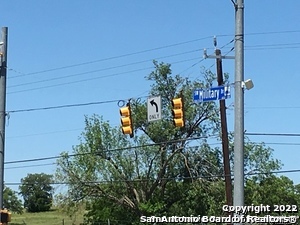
(147, 96, 161, 122)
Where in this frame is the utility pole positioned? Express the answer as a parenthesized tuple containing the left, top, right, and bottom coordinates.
(0, 27, 8, 209)
(233, 0, 244, 223)
(215, 49, 233, 214)
(204, 41, 234, 222)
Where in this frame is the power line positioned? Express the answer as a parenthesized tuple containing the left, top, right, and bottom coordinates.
(3, 136, 215, 165)
(7, 56, 200, 94)
(7, 41, 300, 94)
(7, 99, 123, 113)
(8, 37, 212, 79)
(11, 41, 298, 89)
(5, 162, 55, 170)
(6, 91, 300, 115)
(3, 132, 300, 166)
(3, 141, 300, 170)
(7, 66, 154, 94)
(237, 30, 300, 36)
(264, 142, 300, 146)
(7, 31, 300, 82)
(4, 168, 300, 186)
(6, 128, 83, 139)
(5, 155, 62, 165)
(246, 106, 300, 109)
(8, 49, 200, 89)
(245, 132, 300, 137)
(181, 38, 235, 77)
(5, 40, 233, 101)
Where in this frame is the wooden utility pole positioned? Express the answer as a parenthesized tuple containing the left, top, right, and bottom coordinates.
(204, 42, 234, 217)
(216, 49, 233, 214)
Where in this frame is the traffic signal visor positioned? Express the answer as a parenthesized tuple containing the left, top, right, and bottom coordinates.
(172, 108, 183, 118)
(120, 106, 130, 117)
(172, 98, 182, 108)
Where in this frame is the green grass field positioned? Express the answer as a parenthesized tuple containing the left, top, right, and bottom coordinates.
(10, 210, 84, 225)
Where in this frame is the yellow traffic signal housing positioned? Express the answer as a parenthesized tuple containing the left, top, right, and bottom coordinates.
(172, 97, 184, 127)
(120, 104, 134, 137)
(0, 209, 11, 223)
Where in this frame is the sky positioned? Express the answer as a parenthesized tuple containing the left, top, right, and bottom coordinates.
(0, 0, 300, 196)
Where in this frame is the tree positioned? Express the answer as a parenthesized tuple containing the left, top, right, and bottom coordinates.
(55, 62, 286, 224)
(245, 175, 300, 216)
(56, 62, 220, 222)
(19, 173, 53, 212)
(3, 186, 23, 214)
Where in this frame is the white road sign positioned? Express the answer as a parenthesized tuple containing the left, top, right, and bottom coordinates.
(147, 96, 162, 122)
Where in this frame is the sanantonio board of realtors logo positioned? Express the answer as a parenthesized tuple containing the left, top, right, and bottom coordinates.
(147, 96, 162, 122)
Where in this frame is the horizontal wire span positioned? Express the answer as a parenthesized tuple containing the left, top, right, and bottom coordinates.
(5, 169, 300, 186)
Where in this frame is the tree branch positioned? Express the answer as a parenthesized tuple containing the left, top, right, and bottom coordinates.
(147, 146, 183, 199)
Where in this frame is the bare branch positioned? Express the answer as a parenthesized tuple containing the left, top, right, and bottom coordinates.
(147, 146, 183, 199)
(180, 152, 194, 184)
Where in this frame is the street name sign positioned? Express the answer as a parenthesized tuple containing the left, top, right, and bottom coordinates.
(193, 86, 231, 103)
(147, 96, 162, 122)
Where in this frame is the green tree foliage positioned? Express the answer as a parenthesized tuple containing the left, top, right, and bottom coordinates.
(245, 175, 300, 216)
(55, 62, 296, 224)
(3, 186, 23, 214)
(19, 173, 53, 212)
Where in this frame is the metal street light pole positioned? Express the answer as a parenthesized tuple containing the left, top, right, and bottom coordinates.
(0, 27, 8, 210)
(234, 0, 244, 221)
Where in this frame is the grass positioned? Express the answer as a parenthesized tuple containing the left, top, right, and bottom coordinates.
(10, 209, 84, 225)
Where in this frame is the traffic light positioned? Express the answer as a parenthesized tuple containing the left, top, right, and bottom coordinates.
(120, 103, 134, 138)
(172, 97, 184, 127)
(0, 209, 11, 224)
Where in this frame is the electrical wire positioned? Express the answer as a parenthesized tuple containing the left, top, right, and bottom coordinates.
(8, 37, 213, 79)
(6, 41, 299, 95)
(7, 67, 154, 94)
(4, 135, 216, 165)
(3, 141, 300, 170)
(8, 49, 201, 89)
(7, 99, 123, 113)
(6, 128, 83, 139)
(237, 30, 300, 36)
(3, 132, 300, 166)
(7, 56, 200, 94)
(178, 37, 235, 81)
(4, 168, 300, 186)
(264, 142, 300, 146)
(245, 42, 300, 49)
(246, 106, 300, 109)
(3, 30, 300, 179)
(5, 163, 55, 170)
(7, 29, 300, 79)
(8, 31, 299, 87)
(245, 132, 300, 137)
(6, 97, 300, 115)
